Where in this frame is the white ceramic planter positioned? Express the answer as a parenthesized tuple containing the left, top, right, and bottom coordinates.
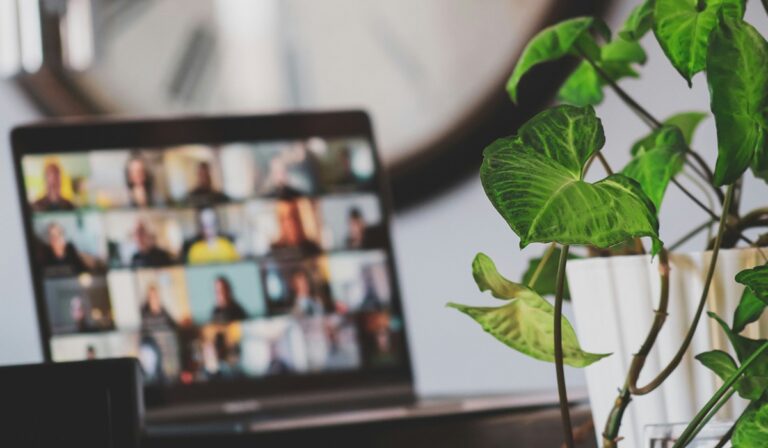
(567, 248, 767, 448)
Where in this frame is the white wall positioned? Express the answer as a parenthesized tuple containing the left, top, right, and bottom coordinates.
(1, 1, 766, 400)
(0, 80, 43, 365)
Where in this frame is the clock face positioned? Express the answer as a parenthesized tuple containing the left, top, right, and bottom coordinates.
(66, 0, 555, 166)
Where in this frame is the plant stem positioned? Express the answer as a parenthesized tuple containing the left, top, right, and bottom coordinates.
(683, 388, 736, 445)
(596, 152, 614, 175)
(713, 422, 735, 448)
(672, 340, 768, 448)
(528, 242, 557, 289)
(628, 184, 735, 396)
(554, 245, 574, 448)
(583, 52, 723, 202)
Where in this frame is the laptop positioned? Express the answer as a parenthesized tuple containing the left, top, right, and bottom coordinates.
(10, 111, 417, 430)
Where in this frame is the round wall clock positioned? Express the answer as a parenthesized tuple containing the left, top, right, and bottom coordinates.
(17, 0, 607, 209)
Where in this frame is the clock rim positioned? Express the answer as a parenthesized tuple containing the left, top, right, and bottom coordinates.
(15, 0, 610, 211)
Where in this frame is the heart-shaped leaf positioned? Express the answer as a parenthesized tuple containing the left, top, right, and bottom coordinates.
(481, 105, 660, 252)
(654, 0, 744, 86)
(708, 16, 768, 186)
(622, 126, 687, 210)
(506, 17, 596, 103)
(736, 265, 768, 304)
(620, 0, 654, 41)
(733, 288, 767, 335)
(449, 253, 609, 368)
(733, 401, 768, 447)
(521, 248, 581, 300)
(696, 350, 768, 400)
(663, 111, 708, 145)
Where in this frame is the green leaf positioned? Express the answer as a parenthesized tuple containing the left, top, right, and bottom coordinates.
(710, 312, 768, 378)
(558, 62, 605, 107)
(506, 17, 595, 103)
(558, 36, 645, 107)
(481, 105, 661, 252)
(708, 16, 768, 186)
(622, 126, 687, 210)
(602, 37, 647, 64)
(733, 401, 768, 447)
(736, 265, 768, 304)
(472, 252, 527, 300)
(653, 0, 745, 85)
(619, 0, 654, 41)
(521, 248, 580, 300)
(696, 349, 768, 400)
(696, 349, 737, 378)
(733, 288, 768, 334)
(449, 254, 609, 368)
(662, 111, 708, 145)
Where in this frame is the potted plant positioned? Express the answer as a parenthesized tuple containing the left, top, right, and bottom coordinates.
(449, 1, 768, 446)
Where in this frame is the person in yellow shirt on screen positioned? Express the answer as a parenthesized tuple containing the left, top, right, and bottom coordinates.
(186, 207, 240, 264)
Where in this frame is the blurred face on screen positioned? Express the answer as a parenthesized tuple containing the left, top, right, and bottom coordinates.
(199, 208, 219, 239)
(147, 285, 162, 314)
(291, 271, 311, 298)
(70, 296, 85, 323)
(127, 158, 148, 187)
(47, 223, 67, 257)
(214, 278, 232, 308)
(269, 158, 289, 187)
(276, 201, 304, 244)
(44, 163, 63, 199)
(133, 220, 153, 252)
(196, 162, 213, 190)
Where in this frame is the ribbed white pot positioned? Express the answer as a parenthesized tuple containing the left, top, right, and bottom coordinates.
(566, 248, 766, 448)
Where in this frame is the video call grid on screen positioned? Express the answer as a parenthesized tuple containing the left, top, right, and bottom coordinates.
(12, 113, 411, 404)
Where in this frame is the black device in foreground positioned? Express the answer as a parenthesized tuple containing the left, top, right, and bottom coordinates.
(11, 111, 415, 423)
(0, 358, 144, 448)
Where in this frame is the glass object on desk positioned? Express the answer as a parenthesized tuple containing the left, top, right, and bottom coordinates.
(645, 421, 734, 447)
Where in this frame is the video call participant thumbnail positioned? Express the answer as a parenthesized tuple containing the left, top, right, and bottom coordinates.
(184, 207, 240, 264)
(185, 161, 230, 207)
(125, 153, 157, 208)
(32, 161, 75, 211)
(40, 222, 87, 275)
(271, 199, 321, 255)
(44, 275, 115, 335)
(132, 219, 175, 268)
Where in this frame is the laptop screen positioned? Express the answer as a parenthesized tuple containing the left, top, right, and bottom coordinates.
(12, 112, 411, 408)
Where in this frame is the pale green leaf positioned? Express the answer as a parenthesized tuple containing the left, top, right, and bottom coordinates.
(507, 17, 595, 103)
(521, 248, 580, 300)
(619, 0, 654, 41)
(622, 126, 687, 210)
(472, 252, 527, 300)
(708, 16, 768, 186)
(733, 288, 767, 335)
(733, 401, 768, 447)
(653, 0, 745, 85)
(481, 105, 660, 252)
(663, 111, 708, 145)
(449, 253, 609, 368)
